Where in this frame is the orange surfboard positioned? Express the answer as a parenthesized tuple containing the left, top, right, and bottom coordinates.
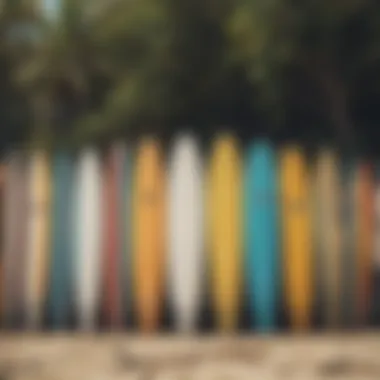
(133, 137, 165, 333)
(355, 162, 374, 325)
(280, 145, 313, 330)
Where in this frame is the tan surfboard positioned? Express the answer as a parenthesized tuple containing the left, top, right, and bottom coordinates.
(0, 165, 5, 321)
(26, 150, 51, 328)
(314, 149, 342, 327)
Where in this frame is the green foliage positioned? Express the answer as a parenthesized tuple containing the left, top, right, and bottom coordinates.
(0, 0, 380, 149)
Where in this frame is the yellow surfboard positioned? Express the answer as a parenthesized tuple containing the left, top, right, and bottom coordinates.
(26, 151, 51, 326)
(26, 150, 51, 328)
(314, 149, 342, 327)
(280, 145, 313, 330)
(207, 133, 242, 331)
(133, 137, 165, 333)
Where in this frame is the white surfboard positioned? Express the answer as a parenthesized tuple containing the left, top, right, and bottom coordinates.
(25, 150, 51, 329)
(168, 134, 204, 332)
(74, 147, 103, 330)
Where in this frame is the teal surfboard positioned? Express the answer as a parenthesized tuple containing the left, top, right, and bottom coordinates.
(48, 152, 74, 328)
(244, 140, 278, 331)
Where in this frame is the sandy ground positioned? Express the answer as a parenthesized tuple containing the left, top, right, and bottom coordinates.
(0, 332, 380, 379)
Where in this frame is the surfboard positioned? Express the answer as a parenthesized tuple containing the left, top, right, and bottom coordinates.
(341, 159, 357, 327)
(168, 134, 204, 332)
(244, 140, 278, 332)
(355, 162, 374, 326)
(75, 147, 103, 330)
(207, 133, 242, 332)
(48, 152, 74, 328)
(103, 142, 127, 329)
(280, 145, 313, 330)
(122, 146, 132, 324)
(2, 152, 28, 327)
(25, 150, 51, 329)
(133, 137, 165, 333)
(0, 165, 5, 321)
(314, 149, 342, 328)
(374, 166, 380, 322)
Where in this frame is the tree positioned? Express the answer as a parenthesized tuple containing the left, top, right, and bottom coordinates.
(227, 0, 380, 149)
(0, 0, 36, 151)
(14, 0, 112, 148)
(77, 0, 253, 139)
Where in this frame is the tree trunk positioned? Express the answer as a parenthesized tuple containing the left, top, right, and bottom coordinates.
(301, 55, 355, 152)
(31, 92, 53, 148)
(319, 70, 355, 153)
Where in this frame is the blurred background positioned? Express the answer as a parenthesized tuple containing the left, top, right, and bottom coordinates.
(0, 0, 379, 152)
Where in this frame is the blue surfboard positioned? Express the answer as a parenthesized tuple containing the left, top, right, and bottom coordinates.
(48, 152, 74, 328)
(244, 140, 278, 331)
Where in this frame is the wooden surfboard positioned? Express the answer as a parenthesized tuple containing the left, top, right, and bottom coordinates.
(2, 152, 28, 327)
(244, 140, 278, 332)
(0, 165, 5, 321)
(133, 137, 165, 333)
(49, 152, 74, 328)
(26, 150, 51, 329)
(355, 162, 374, 326)
(75, 147, 103, 330)
(122, 146, 132, 323)
(207, 133, 242, 332)
(280, 145, 313, 330)
(374, 166, 380, 322)
(314, 149, 342, 328)
(168, 134, 204, 332)
(103, 142, 127, 329)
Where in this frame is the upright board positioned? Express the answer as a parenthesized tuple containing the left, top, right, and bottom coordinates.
(280, 146, 312, 330)
(133, 137, 165, 333)
(341, 159, 357, 327)
(244, 140, 278, 331)
(208, 133, 242, 331)
(103, 142, 126, 328)
(314, 149, 342, 327)
(374, 166, 380, 321)
(168, 134, 204, 332)
(122, 146, 132, 323)
(2, 152, 28, 327)
(49, 152, 74, 328)
(0, 165, 5, 320)
(26, 150, 51, 328)
(355, 162, 374, 325)
(75, 148, 102, 330)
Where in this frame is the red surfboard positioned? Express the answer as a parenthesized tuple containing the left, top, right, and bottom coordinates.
(356, 162, 374, 325)
(103, 143, 125, 328)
